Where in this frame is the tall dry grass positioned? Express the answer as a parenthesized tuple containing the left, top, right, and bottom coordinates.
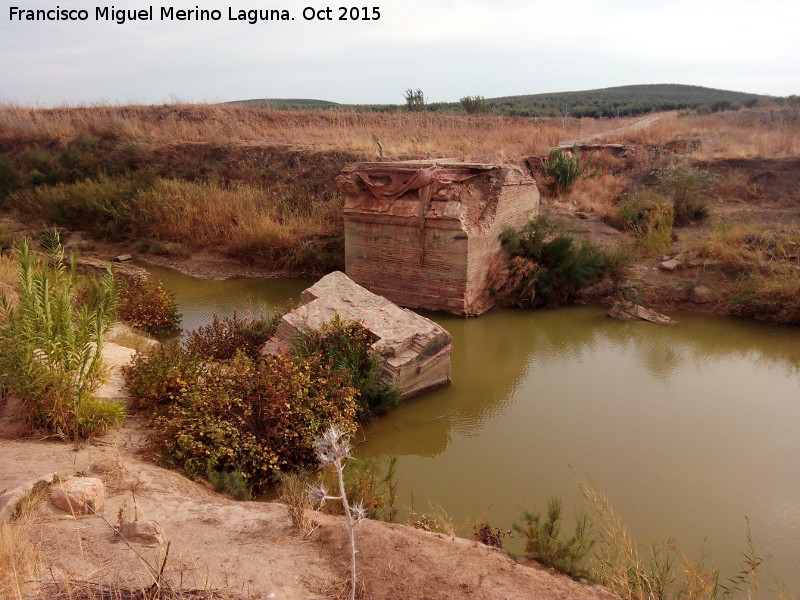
(579, 479, 776, 600)
(0, 512, 43, 599)
(606, 108, 800, 159)
(0, 103, 594, 161)
(559, 173, 631, 220)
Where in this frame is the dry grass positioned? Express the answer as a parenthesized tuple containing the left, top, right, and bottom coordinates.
(579, 479, 773, 600)
(0, 512, 43, 599)
(0, 254, 18, 306)
(0, 103, 591, 161)
(277, 472, 318, 536)
(131, 179, 339, 250)
(606, 108, 800, 159)
(699, 220, 800, 273)
(408, 504, 456, 537)
(559, 173, 631, 220)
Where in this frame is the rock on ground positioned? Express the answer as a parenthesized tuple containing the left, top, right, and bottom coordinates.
(49, 476, 105, 516)
(607, 302, 677, 325)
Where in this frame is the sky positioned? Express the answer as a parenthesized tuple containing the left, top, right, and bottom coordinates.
(1, 0, 798, 106)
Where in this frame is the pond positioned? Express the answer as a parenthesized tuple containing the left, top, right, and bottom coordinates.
(144, 263, 800, 591)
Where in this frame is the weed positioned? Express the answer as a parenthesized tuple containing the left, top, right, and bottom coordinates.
(618, 189, 675, 256)
(135, 238, 189, 257)
(514, 497, 595, 580)
(473, 520, 507, 549)
(308, 425, 367, 600)
(654, 166, 714, 226)
(579, 479, 770, 600)
(728, 273, 800, 325)
(0, 153, 20, 204)
(542, 148, 600, 193)
(499, 215, 630, 307)
(9, 175, 144, 240)
(700, 220, 800, 273)
(319, 456, 399, 523)
(408, 504, 456, 536)
(206, 468, 252, 501)
(116, 276, 181, 336)
(562, 173, 630, 220)
(278, 471, 317, 533)
(0, 223, 22, 254)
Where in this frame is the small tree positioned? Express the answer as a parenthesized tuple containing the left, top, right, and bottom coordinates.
(404, 88, 425, 112)
(460, 95, 491, 114)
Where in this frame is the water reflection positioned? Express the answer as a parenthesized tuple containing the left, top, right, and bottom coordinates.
(139, 263, 312, 335)
(145, 264, 800, 591)
(360, 307, 800, 589)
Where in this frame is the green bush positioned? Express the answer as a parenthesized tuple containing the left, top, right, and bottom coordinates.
(293, 315, 400, 419)
(121, 343, 203, 410)
(654, 166, 714, 226)
(150, 371, 276, 483)
(542, 148, 600, 193)
(185, 312, 278, 361)
(0, 154, 21, 204)
(499, 216, 629, 307)
(8, 176, 138, 240)
(460, 95, 492, 114)
(206, 468, 252, 500)
(125, 346, 361, 492)
(514, 497, 595, 580)
(619, 190, 674, 256)
(0, 234, 121, 439)
(116, 276, 181, 336)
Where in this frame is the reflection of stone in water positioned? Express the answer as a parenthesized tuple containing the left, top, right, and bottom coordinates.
(359, 402, 453, 458)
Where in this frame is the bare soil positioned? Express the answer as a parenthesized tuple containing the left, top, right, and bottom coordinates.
(0, 432, 618, 600)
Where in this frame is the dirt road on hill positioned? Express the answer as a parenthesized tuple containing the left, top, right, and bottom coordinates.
(559, 113, 665, 147)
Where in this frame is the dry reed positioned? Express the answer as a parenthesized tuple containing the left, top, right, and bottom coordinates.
(0, 511, 43, 599)
(605, 108, 800, 159)
(0, 103, 591, 161)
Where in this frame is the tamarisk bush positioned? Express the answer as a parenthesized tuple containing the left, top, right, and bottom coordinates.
(308, 425, 367, 600)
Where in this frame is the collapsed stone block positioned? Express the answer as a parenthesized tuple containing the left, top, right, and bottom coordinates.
(337, 160, 539, 316)
(262, 271, 452, 399)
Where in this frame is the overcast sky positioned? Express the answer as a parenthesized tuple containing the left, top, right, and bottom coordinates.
(1, 0, 798, 106)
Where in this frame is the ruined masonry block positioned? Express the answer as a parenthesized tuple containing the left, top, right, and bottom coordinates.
(337, 160, 539, 316)
(262, 271, 452, 400)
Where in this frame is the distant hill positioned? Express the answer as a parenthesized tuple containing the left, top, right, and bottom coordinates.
(474, 84, 764, 118)
(226, 98, 339, 109)
(228, 84, 769, 117)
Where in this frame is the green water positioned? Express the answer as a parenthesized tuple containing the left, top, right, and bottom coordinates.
(146, 263, 800, 590)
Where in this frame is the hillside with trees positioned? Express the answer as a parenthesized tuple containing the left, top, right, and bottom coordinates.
(229, 84, 785, 117)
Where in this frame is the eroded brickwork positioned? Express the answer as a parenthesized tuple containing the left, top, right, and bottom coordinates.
(337, 160, 539, 315)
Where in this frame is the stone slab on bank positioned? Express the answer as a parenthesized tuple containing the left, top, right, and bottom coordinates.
(262, 271, 452, 399)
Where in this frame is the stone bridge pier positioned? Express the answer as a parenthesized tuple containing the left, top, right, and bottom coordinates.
(336, 160, 539, 316)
